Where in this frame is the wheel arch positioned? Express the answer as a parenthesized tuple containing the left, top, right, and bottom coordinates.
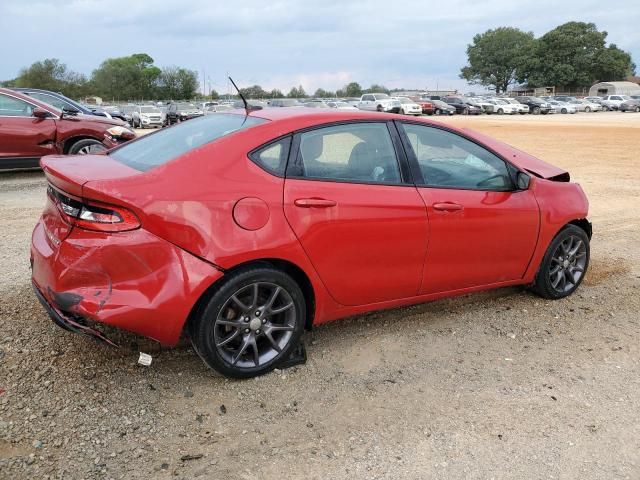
(186, 258, 316, 335)
(63, 135, 104, 154)
(568, 218, 592, 239)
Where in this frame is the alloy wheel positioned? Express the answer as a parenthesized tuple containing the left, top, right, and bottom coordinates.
(548, 235, 587, 294)
(213, 282, 296, 368)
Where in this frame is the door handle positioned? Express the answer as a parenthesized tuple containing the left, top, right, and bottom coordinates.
(433, 202, 463, 212)
(294, 198, 337, 208)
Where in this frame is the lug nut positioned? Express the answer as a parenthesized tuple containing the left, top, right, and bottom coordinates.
(244, 328, 250, 334)
(256, 329, 261, 334)
(243, 317, 249, 322)
(256, 310, 261, 317)
(262, 319, 267, 324)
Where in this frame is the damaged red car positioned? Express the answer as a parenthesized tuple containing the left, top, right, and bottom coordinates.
(31, 109, 591, 378)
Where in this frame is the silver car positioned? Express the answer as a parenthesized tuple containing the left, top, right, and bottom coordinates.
(569, 100, 602, 112)
(132, 105, 164, 128)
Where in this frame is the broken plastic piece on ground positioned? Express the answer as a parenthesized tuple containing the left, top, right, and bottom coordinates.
(138, 352, 152, 366)
(277, 339, 307, 370)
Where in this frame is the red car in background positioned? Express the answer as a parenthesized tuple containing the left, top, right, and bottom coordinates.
(31, 109, 591, 378)
(413, 98, 435, 115)
(0, 87, 135, 170)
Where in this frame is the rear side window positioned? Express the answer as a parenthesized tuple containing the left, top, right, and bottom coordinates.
(110, 114, 267, 171)
(249, 137, 291, 175)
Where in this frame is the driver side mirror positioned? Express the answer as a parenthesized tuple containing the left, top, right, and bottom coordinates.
(516, 171, 531, 190)
(32, 107, 51, 119)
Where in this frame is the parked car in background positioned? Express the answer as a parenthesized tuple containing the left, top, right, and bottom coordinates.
(119, 105, 136, 124)
(414, 99, 435, 115)
(394, 97, 422, 115)
(486, 99, 519, 115)
(270, 99, 304, 107)
(548, 100, 577, 114)
(515, 97, 552, 115)
(231, 100, 266, 111)
(358, 93, 401, 113)
(100, 105, 129, 123)
(201, 101, 219, 110)
(0, 87, 135, 170)
(569, 99, 602, 112)
(430, 100, 455, 115)
(12, 88, 116, 120)
(600, 95, 630, 111)
(442, 97, 482, 115)
(584, 96, 604, 105)
(132, 105, 164, 128)
(326, 101, 359, 110)
(501, 98, 529, 114)
(465, 97, 494, 113)
(619, 99, 640, 112)
(304, 101, 330, 108)
(165, 102, 204, 125)
(30, 108, 592, 378)
(553, 96, 577, 103)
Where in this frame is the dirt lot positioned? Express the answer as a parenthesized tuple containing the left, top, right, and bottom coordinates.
(1, 112, 639, 479)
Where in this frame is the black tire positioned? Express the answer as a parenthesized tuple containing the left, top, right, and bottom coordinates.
(532, 106, 540, 115)
(68, 138, 106, 155)
(462, 108, 468, 115)
(376, 105, 383, 112)
(531, 225, 590, 300)
(603, 105, 609, 111)
(635, 106, 640, 113)
(561, 108, 567, 114)
(497, 108, 504, 115)
(434, 109, 441, 115)
(189, 266, 306, 378)
(585, 106, 591, 113)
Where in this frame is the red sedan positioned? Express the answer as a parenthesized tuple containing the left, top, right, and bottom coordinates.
(0, 87, 135, 170)
(31, 109, 591, 378)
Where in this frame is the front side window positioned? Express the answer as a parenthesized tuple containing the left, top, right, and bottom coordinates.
(27, 92, 68, 110)
(295, 123, 401, 184)
(0, 94, 35, 117)
(110, 114, 267, 171)
(400, 124, 513, 191)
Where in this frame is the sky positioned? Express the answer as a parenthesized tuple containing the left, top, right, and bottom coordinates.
(1, 0, 638, 94)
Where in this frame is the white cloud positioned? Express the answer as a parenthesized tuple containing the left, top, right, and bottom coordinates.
(1, 0, 638, 92)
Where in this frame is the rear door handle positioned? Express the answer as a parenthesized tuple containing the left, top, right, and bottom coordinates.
(294, 198, 337, 208)
(433, 202, 463, 212)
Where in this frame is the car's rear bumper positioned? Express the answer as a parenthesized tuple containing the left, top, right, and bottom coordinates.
(31, 219, 223, 345)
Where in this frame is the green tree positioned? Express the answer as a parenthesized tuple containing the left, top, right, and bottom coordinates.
(365, 84, 390, 94)
(239, 85, 268, 98)
(91, 53, 160, 100)
(269, 88, 284, 98)
(460, 27, 535, 93)
(527, 22, 634, 89)
(287, 85, 307, 98)
(13, 58, 88, 98)
(210, 89, 220, 100)
(342, 82, 362, 97)
(314, 88, 335, 98)
(157, 66, 199, 99)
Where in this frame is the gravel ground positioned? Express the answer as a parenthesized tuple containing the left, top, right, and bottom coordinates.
(1, 113, 639, 479)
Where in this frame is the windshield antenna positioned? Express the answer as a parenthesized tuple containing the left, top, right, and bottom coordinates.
(228, 76, 261, 114)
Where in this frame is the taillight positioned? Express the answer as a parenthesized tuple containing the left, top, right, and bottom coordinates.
(47, 185, 140, 232)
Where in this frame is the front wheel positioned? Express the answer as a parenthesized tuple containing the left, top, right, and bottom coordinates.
(532, 225, 590, 299)
(532, 106, 540, 115)
(68, 138, 106, 155)
(434, 109, 441, 115)
(585, 106, 591, 113)
(189, 267, 306, 378)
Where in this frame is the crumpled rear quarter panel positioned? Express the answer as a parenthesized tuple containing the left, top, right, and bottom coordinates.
(31, 221, 222, 345)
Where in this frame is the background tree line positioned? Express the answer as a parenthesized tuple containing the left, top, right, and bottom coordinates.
(460, 22, 636, 93)
(1, 54, 201, 101)
(237, 82, 393, 99)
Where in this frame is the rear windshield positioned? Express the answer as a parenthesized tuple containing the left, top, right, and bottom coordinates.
(110, 114, 267, 171)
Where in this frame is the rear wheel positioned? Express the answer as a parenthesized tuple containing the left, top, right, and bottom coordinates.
(434, 108, 441, 115)
(561, 108, 567, 114)
(497, 108, 504, 115)
(532, 106, 540, 115)
(585, 106, 591, 112)
(68, 139, 106, 155)
(532, 225, 590, 299)
(376, 105, 383, 112)
(189, 267, 306, 378)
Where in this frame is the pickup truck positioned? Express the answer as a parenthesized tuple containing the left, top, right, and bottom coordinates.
(358, 93, 401, 113)
(600, 95, 632, 111)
